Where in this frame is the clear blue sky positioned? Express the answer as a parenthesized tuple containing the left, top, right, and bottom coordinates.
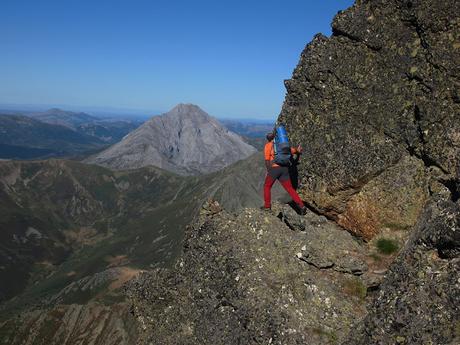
(0, 0, 353, 119)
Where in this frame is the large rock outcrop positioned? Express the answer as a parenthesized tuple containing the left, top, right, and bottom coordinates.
(279, 0, 460, 239)
(85, 104, 257, 175)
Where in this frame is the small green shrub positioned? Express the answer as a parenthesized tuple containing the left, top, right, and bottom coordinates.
(376, 238, 399, 255)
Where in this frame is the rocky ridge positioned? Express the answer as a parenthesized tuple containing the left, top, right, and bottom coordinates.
(128, 202, 376, 345)
(85, 104, 257, 175)
(128, 196, 459, 344)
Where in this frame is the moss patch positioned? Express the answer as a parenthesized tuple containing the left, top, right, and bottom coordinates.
(312, 327, 338, 344)
(343, 278, 367, 300)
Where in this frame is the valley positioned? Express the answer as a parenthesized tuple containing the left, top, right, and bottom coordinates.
(0, 152, 286, 320)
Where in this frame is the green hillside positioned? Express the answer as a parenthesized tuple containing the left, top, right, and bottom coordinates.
(0, 154, 283, 317)
(0, 115, 106, 158)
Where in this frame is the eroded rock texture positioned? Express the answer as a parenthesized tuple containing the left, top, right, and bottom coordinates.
(128, 202, 372, 345)
(344, 198, 460, 345)
(279, 0, 460, 239)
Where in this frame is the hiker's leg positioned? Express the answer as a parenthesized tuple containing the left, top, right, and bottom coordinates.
(280, 178, 305, 208)
(263, 174, 276, 208)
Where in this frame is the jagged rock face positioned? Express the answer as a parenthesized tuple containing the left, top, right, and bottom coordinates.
(344, 198, 460, 345)
(85, 104, 257, 175)
(127, 202, 385, 345)
(279, 0, 460, 239)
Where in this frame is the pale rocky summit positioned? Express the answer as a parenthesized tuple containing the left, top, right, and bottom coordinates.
(85, 104, 257, 175)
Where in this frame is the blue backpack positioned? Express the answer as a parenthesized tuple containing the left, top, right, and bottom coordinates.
(273, 125, 292, 166)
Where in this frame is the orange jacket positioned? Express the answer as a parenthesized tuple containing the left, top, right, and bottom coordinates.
(264, 141, 299, 167)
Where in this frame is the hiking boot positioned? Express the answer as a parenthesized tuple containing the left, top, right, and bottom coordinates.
(260, 206, 272, 212)
(299, 206, 308, 216)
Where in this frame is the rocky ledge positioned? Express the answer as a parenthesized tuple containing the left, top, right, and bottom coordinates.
(128, 201, 389, 345)
(127, 198, 459, 344)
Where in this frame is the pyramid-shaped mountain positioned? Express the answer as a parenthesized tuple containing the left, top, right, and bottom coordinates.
(85, 104, 257, 175)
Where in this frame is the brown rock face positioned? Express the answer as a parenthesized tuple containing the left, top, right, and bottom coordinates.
(279, 0, 460, 239)
(337, 156, 429, 240)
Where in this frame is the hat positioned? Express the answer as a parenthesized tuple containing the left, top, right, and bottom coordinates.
(266, 132, 275, 141)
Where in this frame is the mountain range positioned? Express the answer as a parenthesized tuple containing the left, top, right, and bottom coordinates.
(30, 108, 100, 128)
(0, 114, 105, 159)
(30, 108, 142, 144)
(0, 109, 143, 159)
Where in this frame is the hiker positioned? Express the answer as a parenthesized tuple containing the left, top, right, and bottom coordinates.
(263, 130, 308, 215)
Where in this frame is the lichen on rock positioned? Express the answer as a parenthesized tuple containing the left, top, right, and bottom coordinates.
(127, 202, 370, 345)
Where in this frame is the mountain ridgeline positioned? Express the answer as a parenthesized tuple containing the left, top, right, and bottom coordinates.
(0, 108, 142, 159)
(30, 108, 143, 144)
(85, 104, 257, 175)
(0, 114, 105, 159)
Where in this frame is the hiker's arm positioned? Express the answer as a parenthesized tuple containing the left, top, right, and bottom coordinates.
(265, 160, 271, 171)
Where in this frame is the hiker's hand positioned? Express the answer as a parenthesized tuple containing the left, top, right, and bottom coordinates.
(296, 145, 303, 153)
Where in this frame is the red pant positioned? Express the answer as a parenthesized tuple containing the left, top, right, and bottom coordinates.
(264, 171, 304, 209)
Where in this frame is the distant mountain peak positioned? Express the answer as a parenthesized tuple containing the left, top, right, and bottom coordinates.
(32, 108, 99, 129)
(172, 103, 202, 111)
(85, 104, 257, 175)
(42, 108, 93, 117)
(165, 103, 211, 120)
